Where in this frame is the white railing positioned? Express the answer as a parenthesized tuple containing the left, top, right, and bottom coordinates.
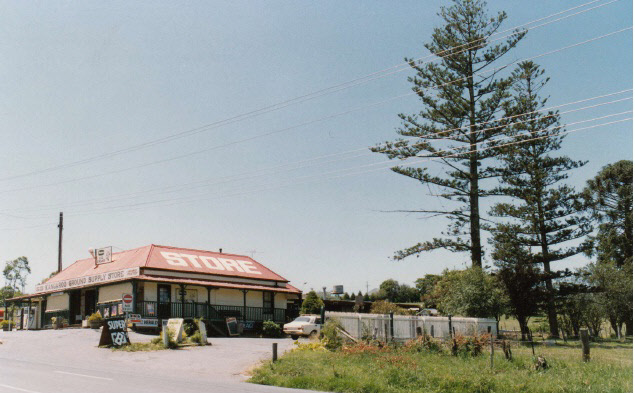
(325, 311, 497, 341)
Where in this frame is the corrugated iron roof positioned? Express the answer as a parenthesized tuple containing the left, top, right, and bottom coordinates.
(43, 244, 289, 285)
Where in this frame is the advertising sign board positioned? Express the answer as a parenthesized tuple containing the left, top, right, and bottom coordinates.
(35, 267, 140, 293)
(226, 317, 240, 336)
(167, 318, 185, 343)
(95, 247, 113, 265)
(98, 317, 130, 347)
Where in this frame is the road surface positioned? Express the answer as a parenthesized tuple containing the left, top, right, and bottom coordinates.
(0, 329, 317, 393)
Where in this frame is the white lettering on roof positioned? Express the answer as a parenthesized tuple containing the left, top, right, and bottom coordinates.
(160, 252, 262, 275)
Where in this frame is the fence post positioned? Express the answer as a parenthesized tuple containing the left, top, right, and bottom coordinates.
(490, 334, 494, 369)
(389, 312, 394, 341)
(580, 328, 590, 362)
(448, 314, 453, 338)
(272, 342, 278, 362)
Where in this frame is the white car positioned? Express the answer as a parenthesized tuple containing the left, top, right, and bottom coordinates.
(283, 315, 322, 339)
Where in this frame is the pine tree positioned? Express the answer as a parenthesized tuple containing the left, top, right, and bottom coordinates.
(372, 0, 525, 267)
(489, 61, 591, 338)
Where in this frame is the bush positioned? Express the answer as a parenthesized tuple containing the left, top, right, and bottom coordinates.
(188, 331, 205, 345)
(320, 319, 343, 351)
(184, 321, 198, 337)
(369, 300, 411, 315)
(262, 320, 282, 338)
(1, 320, 12, 327)
(301, 291, 324, 315)
(87, 311, 103, 322)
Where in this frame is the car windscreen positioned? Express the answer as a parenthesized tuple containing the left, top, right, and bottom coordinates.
(294, 317, 311, 322)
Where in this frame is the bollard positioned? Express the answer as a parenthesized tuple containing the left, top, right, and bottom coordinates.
(580, 329, 590, 362)
(272, 342, 278, 362)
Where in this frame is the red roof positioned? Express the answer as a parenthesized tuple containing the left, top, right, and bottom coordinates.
(45, 244, 290, 284)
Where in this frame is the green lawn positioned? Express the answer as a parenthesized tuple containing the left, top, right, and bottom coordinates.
(249, 340, 632, 393)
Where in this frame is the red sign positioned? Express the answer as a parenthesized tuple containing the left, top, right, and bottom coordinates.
(122, 294, 133, 304)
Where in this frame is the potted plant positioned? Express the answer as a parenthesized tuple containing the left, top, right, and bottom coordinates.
(1, 320, 12, 331)
(88, 311, 103, 329)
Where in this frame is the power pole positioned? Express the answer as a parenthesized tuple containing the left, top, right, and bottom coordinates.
(57, 212, 63, 273)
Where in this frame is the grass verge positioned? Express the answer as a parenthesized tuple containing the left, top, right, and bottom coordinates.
(249, 340, 632, 393)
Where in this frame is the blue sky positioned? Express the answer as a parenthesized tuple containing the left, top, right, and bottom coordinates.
(0, 0, 632, 294)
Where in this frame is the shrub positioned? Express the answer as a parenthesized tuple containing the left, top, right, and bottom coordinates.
(184, 320, 199, 337)
(320, 318, 343, 351)
(369, 300, 411, 315)
(88, 311, 103, 322)
(188, 331, 205, 345)
(1, 320, 12, 327)
(301, 290, 324, 315)
(262, 320, 282, 338)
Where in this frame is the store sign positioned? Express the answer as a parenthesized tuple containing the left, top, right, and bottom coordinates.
(99, 317, 130, 347)
(95, 247, 113, 265)
(127, 314, 158, 327)
(35, 267, 140, 293)
(160, 252, 263, 275)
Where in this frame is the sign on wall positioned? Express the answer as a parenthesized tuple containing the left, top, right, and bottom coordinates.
(35, 267, 140, 293)
(95, 247, 113, 265)
(98, 317, 130, 347)
(159, 251, 263, 275)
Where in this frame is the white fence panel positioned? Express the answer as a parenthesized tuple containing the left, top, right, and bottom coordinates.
(325, 311, 497, 342)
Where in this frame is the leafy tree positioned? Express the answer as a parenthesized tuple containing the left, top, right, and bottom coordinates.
(489, 61, 591, 338)
(491, 232, 543, 340)
(378, 279, 400, 302)
(363, 292, 370, 302)
(300, 290, 324, 315)
(341, 292, 351, 301)
(431, 268, 507, 319)
(583, 160, 633, 267)
(3, 257, 31, 295)
(588, 261, 632, 337)
(371, 0, 525, 267)
(415, 274, 441, 307)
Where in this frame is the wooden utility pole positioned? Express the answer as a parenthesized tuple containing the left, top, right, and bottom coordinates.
(57, 212, 63, 273)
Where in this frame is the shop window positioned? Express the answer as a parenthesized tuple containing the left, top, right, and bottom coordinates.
(174, 288, 198, 302)
(263, 292, 274, 312)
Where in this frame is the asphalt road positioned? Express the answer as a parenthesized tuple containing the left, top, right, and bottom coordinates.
(0, 329, 317, 393)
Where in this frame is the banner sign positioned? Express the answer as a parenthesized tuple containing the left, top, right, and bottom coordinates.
(127, 315, 158, 328)
(35, 267, 140, 293)
(99, 317, 130, 347)
(95, 247, 113, 265)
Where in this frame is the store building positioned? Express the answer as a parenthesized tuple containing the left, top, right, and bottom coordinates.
(5, 244, 302, 331)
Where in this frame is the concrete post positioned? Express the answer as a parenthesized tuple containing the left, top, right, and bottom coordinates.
(580, 328, 590, 362)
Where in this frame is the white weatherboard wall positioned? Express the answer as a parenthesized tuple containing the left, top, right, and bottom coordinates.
(325, 312, 497, 341)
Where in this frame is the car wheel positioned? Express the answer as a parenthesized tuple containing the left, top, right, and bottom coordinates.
(290, 335, 299, 340)
(309, 330, 318, 340)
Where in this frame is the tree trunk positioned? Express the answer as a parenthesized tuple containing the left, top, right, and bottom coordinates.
(467, 58, 482, 268)
(536, 194, 559, 338)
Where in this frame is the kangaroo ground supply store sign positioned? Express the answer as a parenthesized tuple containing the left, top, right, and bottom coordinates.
(99, 317, 130, 347)
(35, 267, 140, 293)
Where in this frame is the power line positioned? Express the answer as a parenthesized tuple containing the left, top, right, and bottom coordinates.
(0, 27, 629, 197)
(0, 0, 619, 183)
(41, 113, 632, 219)
(5, 91, 630, 215)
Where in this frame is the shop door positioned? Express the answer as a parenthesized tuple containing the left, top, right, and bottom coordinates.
(84, 290, 96, 316)
(69, 290, 82, 324)
(158, 284, 171, 319)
